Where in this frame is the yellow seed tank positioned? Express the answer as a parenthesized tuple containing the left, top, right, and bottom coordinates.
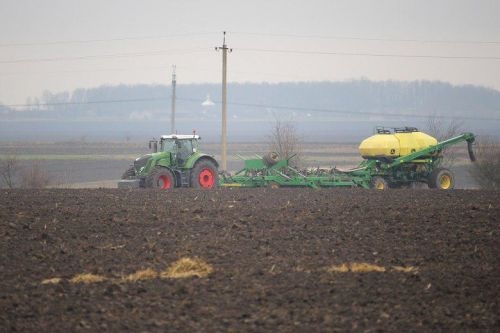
(359, 127, 438, 159)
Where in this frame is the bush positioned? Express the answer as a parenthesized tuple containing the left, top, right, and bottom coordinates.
(468, 137, 500, 190)
(425, 116, 463, 168)
(21, 161, 51, 189)
(0, 155, 19, 188)
(267, 119, 302, 167)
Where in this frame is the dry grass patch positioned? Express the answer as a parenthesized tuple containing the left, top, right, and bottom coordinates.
(70, 273, 107, 284)
(122, 268, 158, 282)
(41, 277, 62, 285)
(161, 257, 213, 279)
(392, 266, 418, 273)
(350, 263, 386, 272)
(327, 262, 386, 273)
(327, 263, 349, 273)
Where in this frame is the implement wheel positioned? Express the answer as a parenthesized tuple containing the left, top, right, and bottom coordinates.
(267, 181, 280, 189)
(146, 166, 175, 189)
(370, 176, 389, 190)
(429, 168, 455, 190)
(263, 152, 280, 166)
(191, 160, 218, 189)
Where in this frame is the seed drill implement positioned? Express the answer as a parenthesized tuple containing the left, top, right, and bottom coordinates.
(220, 127, 476, 190)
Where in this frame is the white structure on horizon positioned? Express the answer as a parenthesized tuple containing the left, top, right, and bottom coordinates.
(201, 94, 215, 107)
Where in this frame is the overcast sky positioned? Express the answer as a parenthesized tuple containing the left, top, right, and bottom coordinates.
(0, 0, 499, 104)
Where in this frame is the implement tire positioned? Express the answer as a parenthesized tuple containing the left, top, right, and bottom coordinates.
(267, 181, 280, 189)
(370, 176, 389, 190)
(121, 166, 135, 179)
(191, 159, 218, 189)
(146, 166, 175, 189)
(263, 152, 280, 166)
(429, 168, 454, 190)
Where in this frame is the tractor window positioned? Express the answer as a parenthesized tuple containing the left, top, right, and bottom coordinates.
(191, 139, 199, 152)
(161, 139, 176, 152)
(177, 140, 192, 154)
(176, 140, 193, 164)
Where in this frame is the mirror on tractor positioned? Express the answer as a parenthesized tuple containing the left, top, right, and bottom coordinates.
(149, 140, 158, 153)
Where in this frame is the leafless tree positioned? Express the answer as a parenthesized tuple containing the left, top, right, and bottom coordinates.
(468, 136, 500, 190)
(0, 155, 20, 188)
(21, 161, 51, 189)
(425, 115, 464, 168)
(267, 119, 302, 167)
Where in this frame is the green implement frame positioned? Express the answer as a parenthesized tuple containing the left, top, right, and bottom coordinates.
(219, 133, 476, 189)
(220, 155, 360, 189)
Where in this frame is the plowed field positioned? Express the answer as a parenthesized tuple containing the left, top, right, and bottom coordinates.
(1, 188, 498, 332)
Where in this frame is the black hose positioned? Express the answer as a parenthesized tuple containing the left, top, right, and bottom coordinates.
(468, 141, 476, 162)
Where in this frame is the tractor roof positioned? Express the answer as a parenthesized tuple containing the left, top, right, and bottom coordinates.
(160, 134, 200, 140)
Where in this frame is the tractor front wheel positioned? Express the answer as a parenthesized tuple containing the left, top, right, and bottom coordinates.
(146, 167, 175, 189)
(428, 168, 454, 190)
(370, 176, 389, 190)
(191, 160, 218, 189)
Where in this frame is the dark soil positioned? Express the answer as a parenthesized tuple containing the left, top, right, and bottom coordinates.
(1, 188, 498, 332)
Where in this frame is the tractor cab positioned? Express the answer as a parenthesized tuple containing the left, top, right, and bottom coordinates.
(159, 134, 200, 166)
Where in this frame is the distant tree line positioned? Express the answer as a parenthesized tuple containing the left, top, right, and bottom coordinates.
(2, 80, 500, 121)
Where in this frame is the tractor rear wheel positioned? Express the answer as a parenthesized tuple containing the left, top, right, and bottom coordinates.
(370, 176, 389, 190)
(428, 168, 454, 190)
(191, 160, 218, 189)
(121, 166, 135, 179)
(146, 166, 175, 189)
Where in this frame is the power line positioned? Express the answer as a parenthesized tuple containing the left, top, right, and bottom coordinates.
(0, 48, 207, 64)
(3, 96, 499, 122)
(2, 46, 497, 65)
(0, 63, 219, 77)
(0, 32, 218, 48)
(232, 31, 500, 45)
(2, 31, 497, 48)
(2, 97, 167, 107)
(237, 48, 500, 61)
(207, 99, 500, 122)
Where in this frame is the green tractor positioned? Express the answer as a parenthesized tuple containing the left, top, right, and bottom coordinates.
(119, 134, 218, 189)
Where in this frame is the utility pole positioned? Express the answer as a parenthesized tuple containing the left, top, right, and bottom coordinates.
(215, 31, 231, 171)
(170, 65, 176, 134)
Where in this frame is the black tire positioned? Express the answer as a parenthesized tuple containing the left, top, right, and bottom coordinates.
(190, 159, 218, 189)
(146, 166, 175, 189)
(121, 166, 135, 179)
(428, 168, 454, 190)
(267, 181, 280, 189)
(263, 152, 280, 166)
(370, 176, 389, 190)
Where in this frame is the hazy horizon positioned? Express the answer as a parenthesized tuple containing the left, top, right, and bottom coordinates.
(2, 80, 499, 142)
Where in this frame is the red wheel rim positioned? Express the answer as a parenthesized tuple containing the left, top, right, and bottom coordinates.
(198, 168, 215, 188)
(158, 175, 171, 189)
